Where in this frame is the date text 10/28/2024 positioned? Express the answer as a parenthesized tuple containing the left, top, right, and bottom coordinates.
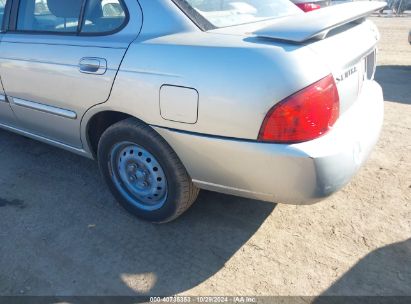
(150, 296, 257, 303)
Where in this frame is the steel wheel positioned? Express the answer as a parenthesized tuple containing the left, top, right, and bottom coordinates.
(98, 118, 199, 222)
(108, 142, 168, 211)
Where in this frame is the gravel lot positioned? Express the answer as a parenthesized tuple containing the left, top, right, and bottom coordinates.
(0, 17, 410, 298)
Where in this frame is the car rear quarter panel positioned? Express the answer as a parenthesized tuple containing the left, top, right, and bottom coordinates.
(82, 21, 331, 149)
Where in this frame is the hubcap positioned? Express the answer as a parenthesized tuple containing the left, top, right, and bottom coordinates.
(109, 142, 168, 211)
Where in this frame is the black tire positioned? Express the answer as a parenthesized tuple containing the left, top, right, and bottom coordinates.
(97, 118, 199, 223)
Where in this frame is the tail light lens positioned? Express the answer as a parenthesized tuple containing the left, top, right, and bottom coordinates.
(258, 74, 339, 143)
(296, 3, 321, 12)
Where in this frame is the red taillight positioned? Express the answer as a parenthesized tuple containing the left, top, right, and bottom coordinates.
(296, 3, 321, 12)
(258, 74, 339, 143)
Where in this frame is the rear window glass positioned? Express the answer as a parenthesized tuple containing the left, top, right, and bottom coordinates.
(174, 0, 301, 28)
(81, 0, 127, 34)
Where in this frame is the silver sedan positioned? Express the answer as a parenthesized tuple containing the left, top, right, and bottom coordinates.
(0, 0, 385, 222)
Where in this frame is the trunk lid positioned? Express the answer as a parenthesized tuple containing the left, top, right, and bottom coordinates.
(252, 1, 384, 113)
(253, 2, 385, 113)
(307, 19, 379, 113)
(210, 1, 384, 114)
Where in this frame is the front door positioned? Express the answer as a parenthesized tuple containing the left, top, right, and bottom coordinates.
(0, 0, 141, 147)
(0, 0, 17, 127)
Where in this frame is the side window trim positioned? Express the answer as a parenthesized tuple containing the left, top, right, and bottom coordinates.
(8, 0, 19, 31)
(77, 0, 88, 34)
(7, 0, 129, 36)
(1, 0, 13, 32)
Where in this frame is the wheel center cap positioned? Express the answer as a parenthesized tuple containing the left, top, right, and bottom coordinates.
(111, 143, 168, 208)
(136, 169, 145, 180)
(127, 163, 137, 173)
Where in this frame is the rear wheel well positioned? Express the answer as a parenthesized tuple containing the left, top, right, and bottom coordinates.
(87, 111, 134, 158)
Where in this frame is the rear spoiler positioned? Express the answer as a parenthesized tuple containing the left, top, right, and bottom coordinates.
(253, 1, 386, 43)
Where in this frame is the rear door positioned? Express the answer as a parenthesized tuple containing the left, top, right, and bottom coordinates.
(0, 0, 142, 147)
(0, 0, 17, 126)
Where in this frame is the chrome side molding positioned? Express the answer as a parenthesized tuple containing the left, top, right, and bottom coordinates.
(11, 97, 77, 119)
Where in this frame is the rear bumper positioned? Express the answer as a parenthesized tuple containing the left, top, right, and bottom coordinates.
(154, 80, 384, 204)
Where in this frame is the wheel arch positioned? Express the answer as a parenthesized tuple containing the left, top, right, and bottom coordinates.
(83, 109, 145, 158)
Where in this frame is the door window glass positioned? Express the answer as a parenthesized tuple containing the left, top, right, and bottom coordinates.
(81, 0, 127, 34)
(17, 0, 83, 33)
(0, 0, 8, 29)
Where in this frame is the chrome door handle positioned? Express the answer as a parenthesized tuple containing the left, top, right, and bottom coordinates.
(79, 57, 107, 75)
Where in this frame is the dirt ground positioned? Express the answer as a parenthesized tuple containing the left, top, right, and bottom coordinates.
(0, 17, 410, 298)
